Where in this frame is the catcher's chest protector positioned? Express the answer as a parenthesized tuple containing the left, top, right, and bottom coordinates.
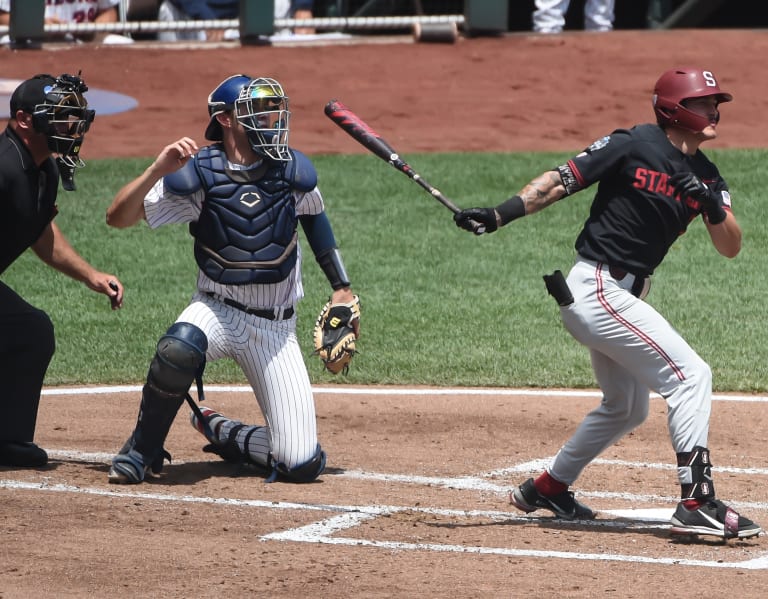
(192, 146, 299, 284)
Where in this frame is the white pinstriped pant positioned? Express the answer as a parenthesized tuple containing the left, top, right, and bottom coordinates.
(548, 257, 712, 489)
(177, 292, 317, 469)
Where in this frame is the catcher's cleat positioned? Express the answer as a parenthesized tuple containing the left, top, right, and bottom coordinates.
(108, 447, 170, 484)
(670, 499, 762, 539)
(189, 407, 228, 445)
(510, 478, 596, 520)
(190, 409, 256, 464)
(108, 449, 150, 484)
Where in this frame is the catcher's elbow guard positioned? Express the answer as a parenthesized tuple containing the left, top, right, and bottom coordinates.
(317, 247, 351, 290)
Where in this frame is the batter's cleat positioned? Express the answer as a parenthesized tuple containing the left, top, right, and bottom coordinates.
(510, 478, 596, 520)
(670, 499, 762, 539)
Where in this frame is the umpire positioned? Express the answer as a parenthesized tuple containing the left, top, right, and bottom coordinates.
(0, 74, 124, 467)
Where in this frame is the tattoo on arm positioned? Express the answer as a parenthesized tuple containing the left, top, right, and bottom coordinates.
(518, 171, 567, 215)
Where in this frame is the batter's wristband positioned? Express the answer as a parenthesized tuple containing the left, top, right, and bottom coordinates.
(316, 247, 351, 290)
(495, 195, 526, 226)
(706, 204, 727, 225)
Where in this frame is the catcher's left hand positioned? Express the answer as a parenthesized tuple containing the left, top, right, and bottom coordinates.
(313, 295, 361, 375)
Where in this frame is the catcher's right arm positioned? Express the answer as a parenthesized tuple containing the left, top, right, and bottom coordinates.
(313, 295, 361, 375)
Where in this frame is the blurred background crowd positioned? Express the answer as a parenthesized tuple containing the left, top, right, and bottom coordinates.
(1, 0, 766, 46)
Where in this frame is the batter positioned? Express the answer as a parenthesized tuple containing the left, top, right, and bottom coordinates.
(106, 75, 358, 484)
(454, 67, 761, 539)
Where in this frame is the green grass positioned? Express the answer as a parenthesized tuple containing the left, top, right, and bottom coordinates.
(4, 150, 768, 391)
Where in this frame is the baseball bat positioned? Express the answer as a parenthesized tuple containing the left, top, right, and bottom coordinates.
(324, 100, 485, 234)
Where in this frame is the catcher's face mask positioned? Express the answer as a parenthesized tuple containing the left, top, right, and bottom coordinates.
(235, 78, 291, 162)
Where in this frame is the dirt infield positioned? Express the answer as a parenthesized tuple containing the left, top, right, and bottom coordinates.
(2, 29, 768, 598)
(3, 387, 768, 598)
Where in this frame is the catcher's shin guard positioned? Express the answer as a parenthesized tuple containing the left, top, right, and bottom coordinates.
(114, 323, 208, 480)
(677, 446, 716, 500)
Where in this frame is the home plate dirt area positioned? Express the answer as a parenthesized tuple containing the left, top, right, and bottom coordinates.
(1, 385, 767, 598)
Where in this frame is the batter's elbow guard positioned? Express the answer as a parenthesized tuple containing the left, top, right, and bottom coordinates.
(268, 445, 326, 483)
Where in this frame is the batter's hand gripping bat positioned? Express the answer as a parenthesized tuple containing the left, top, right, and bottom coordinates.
(324, 100, 485, 234)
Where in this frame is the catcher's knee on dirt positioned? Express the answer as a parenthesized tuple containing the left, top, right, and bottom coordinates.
(125, 322, 209, 467)
(677, 446, 716, 500)
(270, 444, 326, 483)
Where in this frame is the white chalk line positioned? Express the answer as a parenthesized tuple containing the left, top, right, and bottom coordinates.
(2, 477, 765, 569)
(44, 450, 768, 511)
(3, 449, 768, 569)
(40, 384, 768, 403)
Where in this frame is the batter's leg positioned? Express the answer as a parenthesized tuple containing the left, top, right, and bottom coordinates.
(549, 349, 649, 485)
(562, 261, 712, 455)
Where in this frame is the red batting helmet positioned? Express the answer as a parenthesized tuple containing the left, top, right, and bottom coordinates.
(652, 68, 732, 132)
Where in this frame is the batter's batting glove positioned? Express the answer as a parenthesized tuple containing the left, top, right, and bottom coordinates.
(454, 208, 498, 233)
(670, 171, 727, 225)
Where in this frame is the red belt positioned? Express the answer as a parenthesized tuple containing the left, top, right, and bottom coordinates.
(608, 265, 629, 280)
(607, 265, 647, 298)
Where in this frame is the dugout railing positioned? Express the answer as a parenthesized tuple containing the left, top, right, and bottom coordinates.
(0, 0, 509, 48)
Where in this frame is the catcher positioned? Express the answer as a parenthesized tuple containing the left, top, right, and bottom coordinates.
(106, 75, 359, 484)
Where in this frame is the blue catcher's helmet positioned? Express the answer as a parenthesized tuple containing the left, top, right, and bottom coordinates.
(204, 74, 252, 141)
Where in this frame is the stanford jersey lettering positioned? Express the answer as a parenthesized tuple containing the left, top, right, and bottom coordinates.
(633, 167, 683, 199)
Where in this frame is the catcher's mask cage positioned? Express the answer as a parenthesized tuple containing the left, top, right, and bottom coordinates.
(31, 73, 95, 169)
(235, 77, 291, 162)
(652, 67, 732, 133)
(205, 73, 252, 141)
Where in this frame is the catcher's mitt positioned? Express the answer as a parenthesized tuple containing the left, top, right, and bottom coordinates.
(313, 295, 361, 374)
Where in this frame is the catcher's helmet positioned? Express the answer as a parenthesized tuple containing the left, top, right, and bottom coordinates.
(234, 77, 291, 162)
(205, 74, 253, 141)
(652, 68, 732, 132)
(11, 73, 95, 168)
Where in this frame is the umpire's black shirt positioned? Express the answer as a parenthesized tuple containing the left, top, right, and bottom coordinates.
(0, 125, 59, 276)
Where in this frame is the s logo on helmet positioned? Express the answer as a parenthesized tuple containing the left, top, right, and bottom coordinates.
(702, 71, 717, 88)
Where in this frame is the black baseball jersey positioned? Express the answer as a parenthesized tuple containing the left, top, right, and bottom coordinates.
(558, 123, 729, 276)
(0, 126, 60, 276)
